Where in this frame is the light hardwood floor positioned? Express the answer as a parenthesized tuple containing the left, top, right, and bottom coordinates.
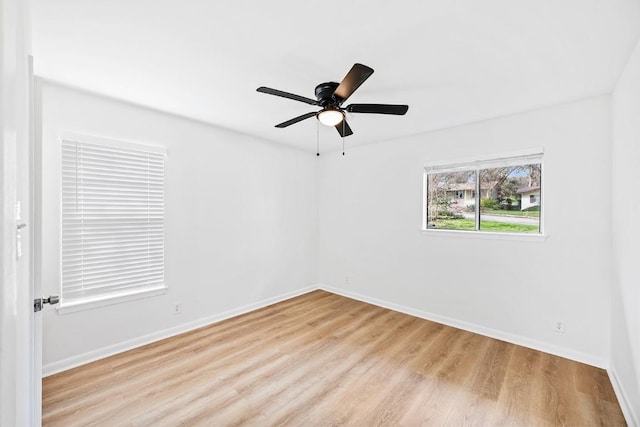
(43, 290, 626, 426)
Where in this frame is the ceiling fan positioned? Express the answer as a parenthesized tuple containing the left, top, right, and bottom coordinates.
(257, 63, 409, 137)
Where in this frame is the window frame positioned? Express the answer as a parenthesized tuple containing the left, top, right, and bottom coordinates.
(57, 133, 168, 314)
(422, 150, 545, 240)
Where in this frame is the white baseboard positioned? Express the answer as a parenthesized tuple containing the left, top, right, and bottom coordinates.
(608, 367, 639, 427)
(43, 285, 317, 377)
(318, 284, 608, 369)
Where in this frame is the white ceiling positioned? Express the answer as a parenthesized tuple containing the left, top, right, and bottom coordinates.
(31, 0, 640, 152)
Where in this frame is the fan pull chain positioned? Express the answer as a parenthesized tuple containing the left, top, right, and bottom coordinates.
(342, 118, 345, 156)
(316, 120, 320, 156)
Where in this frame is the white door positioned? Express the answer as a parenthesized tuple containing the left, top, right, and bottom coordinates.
(0, 0, 36, 424)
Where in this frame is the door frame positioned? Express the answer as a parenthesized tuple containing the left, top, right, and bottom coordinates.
(31, 60, 43, 427)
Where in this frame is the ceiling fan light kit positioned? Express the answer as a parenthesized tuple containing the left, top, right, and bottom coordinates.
(257, 63, 409, 142)
(317, 109, 344, 126)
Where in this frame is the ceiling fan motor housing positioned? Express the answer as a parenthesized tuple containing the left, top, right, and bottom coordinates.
(315, 82, 341, 107)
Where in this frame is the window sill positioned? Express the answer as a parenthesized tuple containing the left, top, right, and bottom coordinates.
(421, 228, 548, 242)
(56, 286, 167, 315)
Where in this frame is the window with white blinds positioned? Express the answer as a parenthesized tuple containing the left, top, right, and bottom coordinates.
(61, 137, 166, 306)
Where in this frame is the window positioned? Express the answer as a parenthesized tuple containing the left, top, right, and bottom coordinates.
(424, 153, 542, 234)
(60, 137, 166, 309)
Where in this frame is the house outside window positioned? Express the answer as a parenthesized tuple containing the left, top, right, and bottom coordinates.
(424, 153, 543, 234)
(517, 186, 541, 211)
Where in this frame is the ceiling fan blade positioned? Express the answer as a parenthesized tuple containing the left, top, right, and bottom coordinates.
(257, 87, 319, 106)
(275, 111, 317, 128)
(333, 63, 374, 102)
(346, 104, 409, 115)
(335, 120, 354, 137)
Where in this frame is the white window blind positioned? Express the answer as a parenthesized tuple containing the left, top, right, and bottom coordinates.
(424, 152, 544, 174)
(61, 138, 166, 305)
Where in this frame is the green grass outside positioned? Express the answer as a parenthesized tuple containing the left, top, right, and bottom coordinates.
(433, 218, 476, 230)
(479, 208, 540, 218)
(432, 218, 539, 233)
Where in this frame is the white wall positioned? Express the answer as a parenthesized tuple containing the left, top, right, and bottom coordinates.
(611, 38, 640, 425)
(318, 96, 612, 367)
(39, 82, 318, 371)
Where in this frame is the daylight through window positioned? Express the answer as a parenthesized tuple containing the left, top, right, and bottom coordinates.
(425, 154, 542, 234)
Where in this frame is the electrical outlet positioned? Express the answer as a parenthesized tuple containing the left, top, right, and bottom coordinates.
(173, 302, 182, 315)
(554, 320, 565, 334)
(345, 275, 351, 284)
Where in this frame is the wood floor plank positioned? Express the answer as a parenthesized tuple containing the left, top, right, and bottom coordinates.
(42, 290, 626, 426)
